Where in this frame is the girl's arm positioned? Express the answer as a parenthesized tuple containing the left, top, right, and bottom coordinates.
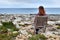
(34, 15, 37, 26)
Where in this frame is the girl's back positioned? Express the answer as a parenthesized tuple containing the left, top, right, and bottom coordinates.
(34, 15, 48, 29)
(34, 6, 48, 34)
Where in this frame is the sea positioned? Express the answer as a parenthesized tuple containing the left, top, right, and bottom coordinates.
(0, 8, 60, 14)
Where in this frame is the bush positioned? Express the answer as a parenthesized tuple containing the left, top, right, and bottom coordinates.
(0, 33, 19, 40)
(29, 34, 47, 40)
(57, 26, 60, 29)
(0, 26, 8, 33)
(0, 33, 12, 40)
(0, 21, 19, 40)
(1, 21, 19, 31)
(10, 32, 19, 37)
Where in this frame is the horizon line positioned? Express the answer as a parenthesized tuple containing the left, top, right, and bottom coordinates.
(0, 7, 60, 8)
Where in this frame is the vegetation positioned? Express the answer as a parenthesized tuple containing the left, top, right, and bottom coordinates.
(0, 21, 47, 40)
(29, 34, 47, 40)
(1, 21, 19, 31)
(0, 26, 8, 33)
(0, 21, 19, 40)
(0, 32, 19, 40)
(57, 26, 60, 29)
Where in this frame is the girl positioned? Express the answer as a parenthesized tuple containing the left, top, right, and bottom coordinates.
(34, 6, 48, 34)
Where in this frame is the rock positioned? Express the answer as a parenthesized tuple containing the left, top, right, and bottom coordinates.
(17, 34, 22, 39)
(16, 38, 24, 40)
(27, 34, 32, 38)
(13, 31, 18, 34)
(7, 29, 11, 31)
(47, 21, 55, 25)
(16, 24, 21, 28)
(21, 27, 26, 30)
(19, 22, 25, 25)
(28, 29, 35, 34)
(19, 30, 28, 35)
(19, 39, 24, 40)
(27, 25, 33, 29)
(21, 35, 27, 39)
(0, 23, 2, 26)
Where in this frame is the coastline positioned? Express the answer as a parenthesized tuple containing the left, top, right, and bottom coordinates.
(0, 14, 60, 40)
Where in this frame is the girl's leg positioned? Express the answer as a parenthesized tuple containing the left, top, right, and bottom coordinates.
(36, 29, 39, 34)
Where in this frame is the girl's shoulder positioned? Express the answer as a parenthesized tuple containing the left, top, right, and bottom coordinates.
(35, 14, 48, 17)
(35, 14, 48, 19)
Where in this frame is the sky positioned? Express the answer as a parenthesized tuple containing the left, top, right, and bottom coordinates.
(0, 0, 60, 8)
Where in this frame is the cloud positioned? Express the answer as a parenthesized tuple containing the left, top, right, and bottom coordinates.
(9, 0, 38, 3)
(0, 0, 60, 8)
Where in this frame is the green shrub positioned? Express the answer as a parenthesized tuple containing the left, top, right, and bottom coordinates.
(10, 32, 19, 37)
(0, 33, 12, 40)
(57, 26, 60, 29)
(0, 31, 19, 40)
(0, 26, 8, 33)
(29, 34, 47, 40)
(1, 21, 19, 31)
(0, 21, 19, 40)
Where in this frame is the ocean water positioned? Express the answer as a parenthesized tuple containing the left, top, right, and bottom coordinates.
(0, 8, 60, 14)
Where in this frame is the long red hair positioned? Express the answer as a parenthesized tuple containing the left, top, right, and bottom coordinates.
(37, 6, 46, 16)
